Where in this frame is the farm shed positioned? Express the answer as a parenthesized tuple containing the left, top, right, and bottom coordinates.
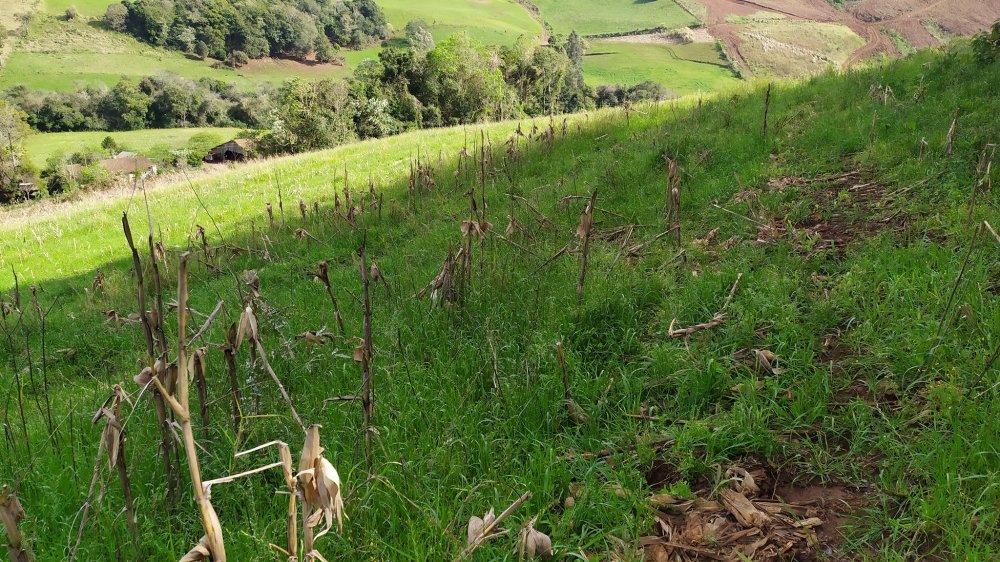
(204, 139, 255, 163)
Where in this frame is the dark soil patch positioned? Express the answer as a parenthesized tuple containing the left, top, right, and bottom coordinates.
(762, 171, 906, 255)
(641, 454, 871, 561)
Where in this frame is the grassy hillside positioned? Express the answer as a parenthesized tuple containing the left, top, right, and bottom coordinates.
(379, 0, 542, 45)
(533, 0, 697, 35)
(2, 43, 999, 562)
(583, 39, 740, 94)
(24, 127, 244, 167)
(0, 15, 355, 91)
(0, 0, 542, 92)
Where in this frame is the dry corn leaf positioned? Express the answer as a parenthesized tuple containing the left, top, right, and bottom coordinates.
(297, 330, 332, 345)
(726, 467, 760, 497)
(467, 508, 497, 545)
(179, 536, 212, 562)
(461, 220, 493, 239)
(518, 517, 553, 559)
(719, 489, 768, 528)
(242, 270, 261, 298)
(567, 399, 589, 425)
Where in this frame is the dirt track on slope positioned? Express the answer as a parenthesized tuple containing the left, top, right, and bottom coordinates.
(697, 0, 1000, 74)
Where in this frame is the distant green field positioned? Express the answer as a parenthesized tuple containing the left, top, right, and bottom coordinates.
(533, 0, 697, 35)
(379, 0, 542, 44)
(24, 127, 243, 167)
(583, 40, 740, 95)
(42, 0, 112, 16)
(0, 15, 354, 91)
(1, 0, 539, 92)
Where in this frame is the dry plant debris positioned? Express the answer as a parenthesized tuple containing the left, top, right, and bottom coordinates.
(641, 465, 844, 562)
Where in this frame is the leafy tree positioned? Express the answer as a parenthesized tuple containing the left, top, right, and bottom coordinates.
(0, 100, 31, 202)
(566, 31, 585, 67)
(121, 0, 175, 46)
(101, 136, 119, 156)
(194, 40, 209, 60)
(103, 79, 152, 130)
(973, 19, 1000, 64)
(426, 33, 510, 124)
(104, 2, 129, 31)
(405, 20, 435, 53)
(225, 50, 250, 68)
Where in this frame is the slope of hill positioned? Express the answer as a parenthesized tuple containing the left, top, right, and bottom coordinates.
(0, 0, 543, 93)
(1, 41, 999, 561)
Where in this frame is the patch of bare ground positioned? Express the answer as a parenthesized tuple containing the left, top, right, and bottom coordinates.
(602, 29, 714, 45)
(696, 0, 1000, 72)
(240, 55, 344, 73)
(756, 171, 906, 255)
(642, 458, 868, 561)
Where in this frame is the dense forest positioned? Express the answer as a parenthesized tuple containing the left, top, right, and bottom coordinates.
(108, 0, 389, 62)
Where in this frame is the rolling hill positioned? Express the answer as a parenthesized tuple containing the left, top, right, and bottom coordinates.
(1, 40, 998, 561)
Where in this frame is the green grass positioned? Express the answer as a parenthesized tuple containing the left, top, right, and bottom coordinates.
(42, 0, 112, 17)
(533, 0, 697, 35)
(379, 0, 542, 45)
(583, 39, 740, 93)
(2, 43, 1000, 561)
(0, 0, 540, 93)
(23, 127, 244, 167)
(0, 15, 353, 91)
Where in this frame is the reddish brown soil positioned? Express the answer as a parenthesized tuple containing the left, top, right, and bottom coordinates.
(697, 0, 1000, 74)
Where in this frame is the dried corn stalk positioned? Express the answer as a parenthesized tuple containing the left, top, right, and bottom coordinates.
(297, 426, 345, 556)
(517, 517, 552, 559)
(576, 191, 597, 305)
(148, 253, 227, 561)
(0, 485, 30, 562)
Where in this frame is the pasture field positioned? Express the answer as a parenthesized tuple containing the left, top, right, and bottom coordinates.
(533, 0, 698, 35)
(583, 39, 740, 95)
(0, 15, 354, 91)
(24, 127, 244, 167)
(42, 0, 111, 16)
(1, 44, 999, 561)
(379, 0, 543, 44)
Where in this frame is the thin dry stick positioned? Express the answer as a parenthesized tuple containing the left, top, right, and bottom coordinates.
(762, 83, 772, 140)
(934, 223, 982, 340)
(151, 253, 227, 561)
(251, 334, 305, 433)
(966, 145, 995, 224)
(576, 191, 597, 305)
(869, 110, 877, 148)
(222, 324, 243, 433)
(457, 491, 531, 561)
(556, 342, 587, 424)
(945, 108, 960, 156)
(359, 240, 375, 471)
(316, 262, 346, 336)
(668, 274, 742, 338)
(29, 289, 54, 443)
(67, 440, 106, 562)
(122, 213, 176, 506)
(236, 441, 297, 560)
(984, 221, 1000, 245)
(0, 306, 29, 460)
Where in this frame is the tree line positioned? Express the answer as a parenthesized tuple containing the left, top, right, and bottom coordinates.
(106, 0, 389, 63)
